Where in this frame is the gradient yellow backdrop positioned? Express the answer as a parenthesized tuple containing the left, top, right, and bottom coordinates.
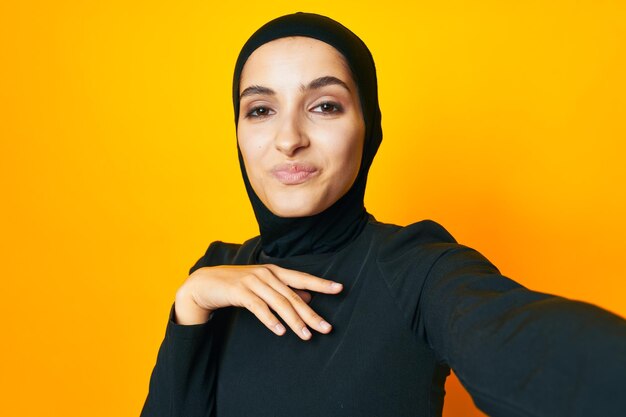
(1, 1, 625, 416)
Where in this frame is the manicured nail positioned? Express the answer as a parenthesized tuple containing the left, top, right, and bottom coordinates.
(302, 327, 312, 338)
(320, 320, 331, 331)
(275, 323, 286, 335)
(330, 282, 343, 290)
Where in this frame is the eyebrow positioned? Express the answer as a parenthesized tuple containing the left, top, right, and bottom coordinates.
(239, 85, 275, 99)
(306, 76, 351, 92)
(239, 76, 351, 99)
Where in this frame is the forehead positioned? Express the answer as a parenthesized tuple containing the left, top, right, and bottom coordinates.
(239, 36, 353, 88)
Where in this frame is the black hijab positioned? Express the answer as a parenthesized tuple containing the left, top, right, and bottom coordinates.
(232, 12, 383, 258)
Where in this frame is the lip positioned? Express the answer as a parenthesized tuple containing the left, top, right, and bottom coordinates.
(271, 163, 320, 185)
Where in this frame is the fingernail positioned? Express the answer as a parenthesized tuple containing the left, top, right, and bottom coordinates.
(275, 323, 286, 335)
(331, 282, 343, 290)
(302, 327, 312, 338)
(320, 320, 331, 331)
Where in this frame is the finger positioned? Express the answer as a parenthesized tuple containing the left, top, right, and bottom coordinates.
(256, 270, 333, 335)
(262, 264, 344, 294)
(246, 277, 313, 340)
(240, 291, 287, 337)
(293, 289, 312, 303)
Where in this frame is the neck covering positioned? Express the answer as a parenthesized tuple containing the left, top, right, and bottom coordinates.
(232, 12, 383, 258)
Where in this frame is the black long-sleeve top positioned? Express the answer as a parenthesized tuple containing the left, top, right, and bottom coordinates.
(141, 217, 626, 417)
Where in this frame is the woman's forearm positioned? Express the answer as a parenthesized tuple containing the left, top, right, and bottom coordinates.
(140, 303, 219, 417)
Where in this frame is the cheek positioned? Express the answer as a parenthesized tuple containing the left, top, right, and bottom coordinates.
(339, 119, 364, 166)
(322, 121, 364, 178)
(237, 127, 266, 170)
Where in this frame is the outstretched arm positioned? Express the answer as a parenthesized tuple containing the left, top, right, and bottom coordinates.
(421, 246, 626, 417)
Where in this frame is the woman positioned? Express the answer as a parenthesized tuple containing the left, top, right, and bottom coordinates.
(141, 12, 626, 417)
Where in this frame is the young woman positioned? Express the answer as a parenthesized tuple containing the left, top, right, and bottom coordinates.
(141, 12, 626, 417)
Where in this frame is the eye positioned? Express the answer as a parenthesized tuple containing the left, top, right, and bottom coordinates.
(246, 106, 275, 118)
(311, 101, 343, 114)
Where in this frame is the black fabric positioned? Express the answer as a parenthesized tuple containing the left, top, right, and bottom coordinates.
(140, 219, 626, 417)
(141, 12, 626, 417)
(232, 12, 382, 258)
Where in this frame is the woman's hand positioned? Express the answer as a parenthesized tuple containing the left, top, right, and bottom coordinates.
(174, 264, 343, 340)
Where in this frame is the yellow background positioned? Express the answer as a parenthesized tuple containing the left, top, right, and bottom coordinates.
(1, 1, 625, 416)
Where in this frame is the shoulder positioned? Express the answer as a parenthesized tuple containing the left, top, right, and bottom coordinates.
(373, 218, 459, 264)
(368, 219, 480, 338)
(372, 218, 501, 279)
(365, 219, 466, 300)
(188, 236, 260, 274)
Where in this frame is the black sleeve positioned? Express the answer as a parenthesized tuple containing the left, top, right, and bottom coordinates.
(420, 246, 626, 417)
(140, 303, 222, 417)
(140, 241, 238, 417)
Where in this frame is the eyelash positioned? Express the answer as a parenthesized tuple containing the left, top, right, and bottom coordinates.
(311, 101, 343, 114)
(245, 106, 274, 118)
(244, 101, 343, 119)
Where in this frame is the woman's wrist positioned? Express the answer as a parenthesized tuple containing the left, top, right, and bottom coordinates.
(174, 281, 213, 325)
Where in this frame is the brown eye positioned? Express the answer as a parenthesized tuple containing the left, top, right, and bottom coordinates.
(312, 101, 343, 114)
(246, 106, 274, 118)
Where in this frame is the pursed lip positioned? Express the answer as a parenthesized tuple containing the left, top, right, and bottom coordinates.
(271, 163, 320, 185)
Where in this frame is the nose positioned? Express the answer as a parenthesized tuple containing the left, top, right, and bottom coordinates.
(274, 111, 309, 156)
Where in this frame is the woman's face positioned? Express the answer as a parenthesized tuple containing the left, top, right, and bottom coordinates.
(237, 36, 365, 218)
